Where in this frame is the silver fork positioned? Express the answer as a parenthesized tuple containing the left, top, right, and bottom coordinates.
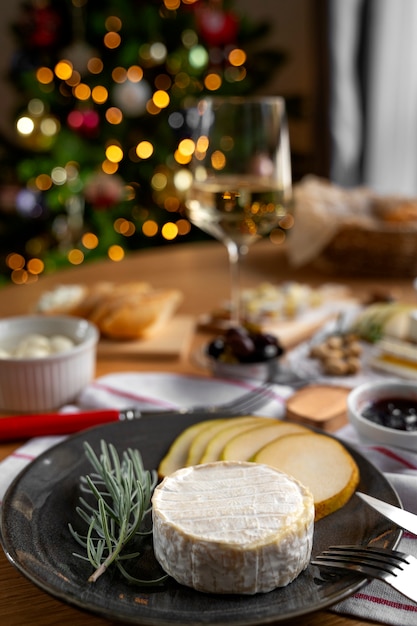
(120, 383, 276, 420)
(164, 382, 275, 417)
(312, 545, 417, 604)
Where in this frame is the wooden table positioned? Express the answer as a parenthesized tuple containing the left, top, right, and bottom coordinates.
(0, 239, 414, 626)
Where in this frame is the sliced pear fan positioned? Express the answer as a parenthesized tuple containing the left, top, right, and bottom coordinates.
(253, 432, 360, 521)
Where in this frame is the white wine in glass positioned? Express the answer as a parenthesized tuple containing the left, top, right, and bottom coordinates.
(186, 96, 292, 325)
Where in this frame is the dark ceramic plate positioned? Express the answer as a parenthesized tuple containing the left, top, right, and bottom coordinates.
(0, 414, 402, 625)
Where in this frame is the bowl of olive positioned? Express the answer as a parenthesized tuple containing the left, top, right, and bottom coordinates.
(205, 327, 285, 382)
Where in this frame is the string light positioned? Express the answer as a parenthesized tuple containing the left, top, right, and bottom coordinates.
(82, 233, 99, 249)
(142, 220, 158, 237)
(108, 245, 124, 261)
(152, 90, 170, 108)
(55, 60, 73, 80)
(36, 67, 54, 84)
(105, 144, 123, 163)
(136, 141, 154, 159)
(104, 32, 121, 49)
(87, 57, 103, 74)
(204, 73, 222, 90)
(68, 249, 84, 265)
(105, 107, 123, 124)
(161, 222, 178, 240)
(7, 0, 274, 282)
(27, 258, 44, 275)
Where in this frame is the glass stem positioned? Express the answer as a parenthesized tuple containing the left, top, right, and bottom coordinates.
(226, 241, 246, 326)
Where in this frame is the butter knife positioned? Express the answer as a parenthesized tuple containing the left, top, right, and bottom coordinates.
(0, 406, 217, 442)
(0, 402, 256, 441)
(357, 491, 417, 536)
(0, 408, 147, 441)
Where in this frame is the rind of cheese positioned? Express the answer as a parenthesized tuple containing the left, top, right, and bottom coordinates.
(152, 461, 314, 594)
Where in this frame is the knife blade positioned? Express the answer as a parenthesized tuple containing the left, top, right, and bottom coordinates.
(357, 491, 417, 536)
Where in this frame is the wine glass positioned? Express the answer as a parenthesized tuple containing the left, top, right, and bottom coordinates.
(186, 96, 292, 325)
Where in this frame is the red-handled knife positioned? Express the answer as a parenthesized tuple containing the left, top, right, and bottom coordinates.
(0, 408, 144, 441)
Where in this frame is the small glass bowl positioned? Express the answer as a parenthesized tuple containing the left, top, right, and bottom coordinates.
(347, 379, 417, 451)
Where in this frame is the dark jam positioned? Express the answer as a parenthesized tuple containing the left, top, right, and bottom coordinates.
(362, 397, 417, 431)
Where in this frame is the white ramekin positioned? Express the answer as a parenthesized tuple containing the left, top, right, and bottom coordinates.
(0, 315, 99, 412)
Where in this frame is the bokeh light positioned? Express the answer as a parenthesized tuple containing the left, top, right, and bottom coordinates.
(108, 244, 125, 261)
(74, 83, 91, 100)
(161, 222, 178, 240)
(82, 232, 99, 249)
(27, 258, 44, 275)
(36, 67, 54, 84)
(68, 249, 84, 265)
(153, 90, 170, 108)
(204, 73, 222, 90)
(211, 150, 226, 170)
(92, 85, 108, 104)
(136, 141, 154, 159)
(106, 107, 123, 125)
(55, 60, 73, 80)
(16, 116, 34, 135)
(105, 144, 124, 162)
(87, 57, 104, 74)
(104, 32, 121, 49)
(142, 220, 158, 237)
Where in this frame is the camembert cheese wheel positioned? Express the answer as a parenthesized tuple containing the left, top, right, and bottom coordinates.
(152, 461, 314, 594)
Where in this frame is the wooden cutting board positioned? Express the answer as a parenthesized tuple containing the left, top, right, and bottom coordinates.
(286, 384, 351, 432)
(97, 315, 195, 359)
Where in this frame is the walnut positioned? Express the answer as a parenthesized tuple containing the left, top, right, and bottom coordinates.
(345, 357, 361, 374)
(309, 331, 363, 376)
(326, 335, 344, 350)
(323, 358, 349, 376)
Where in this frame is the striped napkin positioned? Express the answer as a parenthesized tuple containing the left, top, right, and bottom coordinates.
(1, 372, 417, 625)
(331, 424, 417, 625)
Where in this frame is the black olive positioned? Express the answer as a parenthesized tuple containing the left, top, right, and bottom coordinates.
(207, 337, 225, 358)
(208, 326, 285, 364)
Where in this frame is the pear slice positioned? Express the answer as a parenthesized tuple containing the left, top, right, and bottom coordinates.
(187, 416, 268, 466)
(253, 432, 359, 521)
(158, 418, 226, 478)
(198, 417, 272, 464)
(221, 421, 309, 462)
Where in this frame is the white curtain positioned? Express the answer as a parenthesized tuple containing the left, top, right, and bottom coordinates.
(329, 0, 417, 195)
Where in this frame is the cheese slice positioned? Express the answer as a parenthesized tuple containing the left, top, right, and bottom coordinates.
(152, 461, 314, 594)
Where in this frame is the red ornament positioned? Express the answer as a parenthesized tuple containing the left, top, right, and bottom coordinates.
(84, 173, 124, 210)
(67, 110, 100, 138)
(28, 5, 62, 49)
(195, 5, 238, 47)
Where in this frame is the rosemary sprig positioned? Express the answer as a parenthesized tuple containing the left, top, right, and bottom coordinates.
(68, 439, 167, 585)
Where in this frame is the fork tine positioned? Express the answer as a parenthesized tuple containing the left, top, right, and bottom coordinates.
(312, 545, 417, 604)
(313, 545, 408, 576)
(217, 383, 274, 415)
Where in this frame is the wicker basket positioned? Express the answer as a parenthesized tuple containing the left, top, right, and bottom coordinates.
(313, 224, 417, 277)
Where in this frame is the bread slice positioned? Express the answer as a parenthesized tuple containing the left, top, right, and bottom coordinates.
(89, 288, 183, 339)
(36, 282, 182, 340)
(36, 284, 89, 315)
(253, 432, 359, 521)
(221, 421, 309, 462)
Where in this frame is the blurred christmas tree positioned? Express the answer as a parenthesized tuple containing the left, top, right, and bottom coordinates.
(0, 0, 285, 285)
